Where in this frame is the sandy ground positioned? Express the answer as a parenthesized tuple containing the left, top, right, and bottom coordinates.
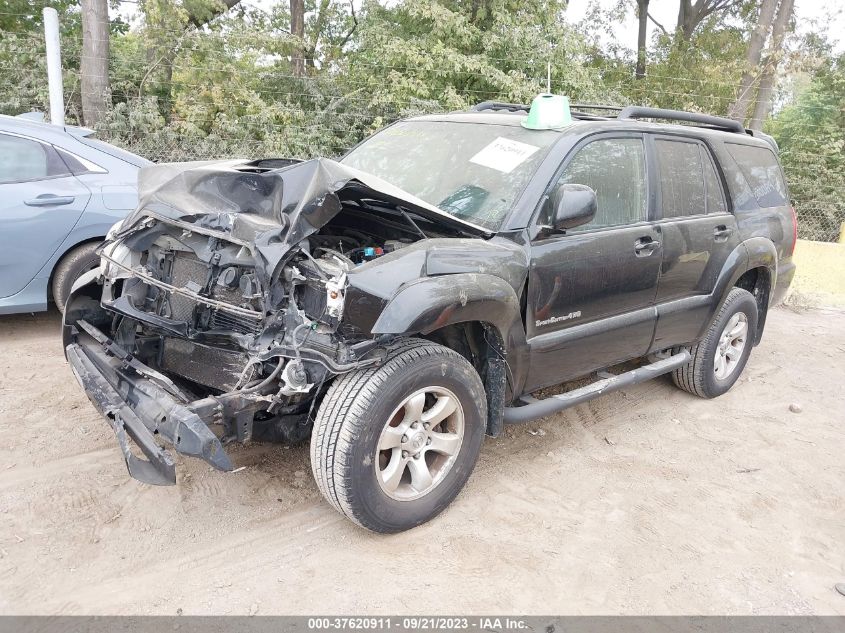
(0, 305, 843, 616)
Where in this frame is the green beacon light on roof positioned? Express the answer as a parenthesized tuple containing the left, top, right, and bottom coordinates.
(521, 93, 573, 130)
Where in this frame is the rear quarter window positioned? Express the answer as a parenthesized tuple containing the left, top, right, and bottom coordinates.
(725, 143, 788, 208)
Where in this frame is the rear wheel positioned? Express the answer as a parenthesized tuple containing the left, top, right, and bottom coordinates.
(671, 287, 758, 398)
(52, 243, 101, 312)
(310, 339, 486, 533)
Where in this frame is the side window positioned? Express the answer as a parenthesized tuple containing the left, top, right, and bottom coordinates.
(724, 142, 788, 208)
(700, 146, 727, 214)
(0, 133, 70, 184)
(553, 137, 647, 230)
(655, 139, 706, 218)
(54, 146, 107, 175)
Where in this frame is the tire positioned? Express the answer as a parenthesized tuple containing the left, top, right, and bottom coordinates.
(671, 287, 758, 399)
(51, 242, 101, 312)
(310, 338, 487, 533)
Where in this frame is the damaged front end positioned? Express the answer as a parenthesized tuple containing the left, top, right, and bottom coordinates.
(63, 157, 485, 484)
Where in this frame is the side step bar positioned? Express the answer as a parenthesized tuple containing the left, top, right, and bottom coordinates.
(503, 350, 691, 425)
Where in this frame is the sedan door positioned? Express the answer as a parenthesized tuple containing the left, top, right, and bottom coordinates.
(525, 134, 662, 392)
(0, 132, 92, 299)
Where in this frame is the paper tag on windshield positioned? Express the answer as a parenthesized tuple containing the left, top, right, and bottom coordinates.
(469, 137, 540, 173)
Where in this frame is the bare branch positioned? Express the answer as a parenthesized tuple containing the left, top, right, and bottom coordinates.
(336, 0, 358, 51)
(647, 11, 668, 35)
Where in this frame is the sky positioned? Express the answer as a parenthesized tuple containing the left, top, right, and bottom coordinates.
(564, 0, 845, 54)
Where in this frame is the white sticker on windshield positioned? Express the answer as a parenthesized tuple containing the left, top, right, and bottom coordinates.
(469, 137, 541, 173)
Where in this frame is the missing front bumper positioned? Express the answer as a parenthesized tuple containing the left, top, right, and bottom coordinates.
(65, 322, 234, 485)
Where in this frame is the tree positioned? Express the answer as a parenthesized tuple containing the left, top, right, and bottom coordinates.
(81, 0, 111, 127)
(676, 0, 740, 40)
(290, 0, 305, 77)
(727, 0, 778, 122)
(635, 0, 649, 79)
(136, 0, 244, 116)
(749, 0, 794, 129)
(770, 51, 845, 240)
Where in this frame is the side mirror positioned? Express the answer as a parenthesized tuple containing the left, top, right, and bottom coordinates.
(549, 183, 597, 232)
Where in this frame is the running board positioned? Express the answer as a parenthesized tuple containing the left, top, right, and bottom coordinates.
(503, 350, 691, 425)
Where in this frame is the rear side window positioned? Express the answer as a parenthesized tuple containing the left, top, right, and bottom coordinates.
(0, 133, 70, 184)
(55, 146, 107, 175)
(701, 147, 727, 214)
(725, 143, 788, 208)
(555, 137, 647, 230)
(655, 139, 705, 218)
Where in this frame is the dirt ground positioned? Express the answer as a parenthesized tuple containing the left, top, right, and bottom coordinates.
(0, 305, 843, 616)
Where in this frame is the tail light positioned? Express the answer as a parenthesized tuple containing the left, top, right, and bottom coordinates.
(789, 206, 798, 256)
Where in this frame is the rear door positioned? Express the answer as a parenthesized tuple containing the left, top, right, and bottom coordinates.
(525, 134, 662, 391)
(0, 132, 92, 298)
(649, 135, 739, 350)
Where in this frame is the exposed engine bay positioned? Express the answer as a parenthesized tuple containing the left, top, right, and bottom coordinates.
(97, 205, 428, 398)
(62, 158, 484, 483)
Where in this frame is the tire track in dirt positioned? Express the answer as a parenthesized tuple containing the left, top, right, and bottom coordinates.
(1, 307, 844, 615)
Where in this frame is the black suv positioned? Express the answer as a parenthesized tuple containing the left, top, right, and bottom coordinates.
(63, 102, 797, 532)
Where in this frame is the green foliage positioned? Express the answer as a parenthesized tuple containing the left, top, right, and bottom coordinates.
(0, 0, 842, 240)
(0, 2, 81, 119)
(346, 0, 617, 116)
(769, 53, 845, 241)
(98, 0, 621, 161)
(625, 22, 748, 115)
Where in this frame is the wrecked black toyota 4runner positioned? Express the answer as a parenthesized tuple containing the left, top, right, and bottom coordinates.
(63, 99, 797, 532)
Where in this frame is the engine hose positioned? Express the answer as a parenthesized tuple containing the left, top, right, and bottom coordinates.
(239, 357, 285, 393)
(312, 247, 355, 268)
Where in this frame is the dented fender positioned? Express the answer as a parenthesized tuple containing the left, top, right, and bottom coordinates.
(371, 273, 521, 337)
(370, 272, 529, 392)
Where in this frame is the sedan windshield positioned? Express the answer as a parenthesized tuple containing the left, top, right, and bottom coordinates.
(341, 120, 560, 230)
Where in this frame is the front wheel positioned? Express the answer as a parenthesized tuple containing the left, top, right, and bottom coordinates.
(310, 339, 487, 533)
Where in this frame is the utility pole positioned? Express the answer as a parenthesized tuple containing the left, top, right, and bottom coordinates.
(43, 7, 65, 126)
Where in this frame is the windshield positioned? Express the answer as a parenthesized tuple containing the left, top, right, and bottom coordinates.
(341, 120, 560, 230)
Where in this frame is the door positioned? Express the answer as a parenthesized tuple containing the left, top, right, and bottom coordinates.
(0, 132, 91, 298)
(649, 136, 740, 350)
(525, 135, 662, 392)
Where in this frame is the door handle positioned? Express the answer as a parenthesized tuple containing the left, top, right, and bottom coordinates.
(713, 225, 733, 242)
(25, 195, 75, 207)
(634, 237, 660, 256)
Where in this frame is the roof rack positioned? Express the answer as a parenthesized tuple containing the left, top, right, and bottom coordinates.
(469, 101, 749, 136)
(471, 101, 530, 114)
(470, 100, 620, 121)
(571, 103, 623, 112)
(617, 106, 745, 134)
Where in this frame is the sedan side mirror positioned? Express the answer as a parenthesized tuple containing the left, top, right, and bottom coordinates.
(549, 183, 597, 232)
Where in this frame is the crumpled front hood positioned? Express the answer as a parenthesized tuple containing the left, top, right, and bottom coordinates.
(132, 157, 481, 239)
(117, 157, 487, 280)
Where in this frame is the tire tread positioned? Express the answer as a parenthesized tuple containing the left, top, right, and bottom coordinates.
(310, 338, 480, 531)
(671, 287, 755, 398)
